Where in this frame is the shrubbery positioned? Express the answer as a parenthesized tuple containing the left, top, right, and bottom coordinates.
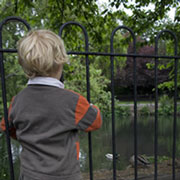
(64, 57, 112, 112)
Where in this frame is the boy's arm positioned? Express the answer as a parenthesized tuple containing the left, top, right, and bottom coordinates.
(75, 95, 102, 132)
(0, 97, 17, 139)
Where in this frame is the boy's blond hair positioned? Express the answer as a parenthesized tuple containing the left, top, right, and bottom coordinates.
(17, 29, 68, 78)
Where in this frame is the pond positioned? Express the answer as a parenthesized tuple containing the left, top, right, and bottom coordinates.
(0, 114, 180, 179)
(79, 114, 180, 172)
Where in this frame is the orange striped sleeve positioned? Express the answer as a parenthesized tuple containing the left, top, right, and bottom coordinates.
(75, 95, 90, 125)
(0, 117, 6, 131)
(75, 141, 80, 160)
(85, 105, 102, 132)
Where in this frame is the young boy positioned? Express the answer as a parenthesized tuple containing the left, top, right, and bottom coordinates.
(0, 30, 102, 180)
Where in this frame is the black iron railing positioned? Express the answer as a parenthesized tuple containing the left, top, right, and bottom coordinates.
(0, 16, 31, 180)
(0, 16, 179, 180)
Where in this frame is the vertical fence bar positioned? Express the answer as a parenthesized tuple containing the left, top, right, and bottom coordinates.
(0, 33, 15, 180)
(59, 22, 93, 180)
(110, 31, 116, 180)
(84, 27, 93, 180)
(172, 32, 178, 180)
(154, 36, 159, 180)
(0, 16, 31, 180)
(132, 35, 137, 180)
(173, 54, 177, 180)
(155, 30, 178, 180)
(110, 26, 136, 180)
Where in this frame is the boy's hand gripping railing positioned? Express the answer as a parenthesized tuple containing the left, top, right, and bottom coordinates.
(59, 22, 94, 180)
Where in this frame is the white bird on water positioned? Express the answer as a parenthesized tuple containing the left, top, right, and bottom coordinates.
(105, 153, 120, 160)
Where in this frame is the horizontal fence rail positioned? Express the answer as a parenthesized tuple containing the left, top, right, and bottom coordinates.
(1, 48, 180, 59)
(0, 16, 179, 180)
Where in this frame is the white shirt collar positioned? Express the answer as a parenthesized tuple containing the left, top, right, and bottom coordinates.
(27, 77, 64, 89)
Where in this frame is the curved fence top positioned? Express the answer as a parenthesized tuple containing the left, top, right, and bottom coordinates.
(155, 29, 178, 55)
(0, 16, 31, 50)
(0, 16, 31, 32)
(59, 21, 89, 51)
(110, 25, 136, 54)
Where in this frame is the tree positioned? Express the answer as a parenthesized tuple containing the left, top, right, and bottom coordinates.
(107, 0, 180, 94)
(114, 39, 172, 99)
(63, 56, 112, 112)
(0, 0, 123, 113)
(0, 0, 179, 107)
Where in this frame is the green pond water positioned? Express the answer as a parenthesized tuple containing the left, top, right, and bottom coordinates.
(1, 114, 180, 179)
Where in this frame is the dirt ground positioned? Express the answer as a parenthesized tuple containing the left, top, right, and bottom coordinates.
(82, 159, 180, 180)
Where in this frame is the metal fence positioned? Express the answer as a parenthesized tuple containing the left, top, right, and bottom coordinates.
(0, 16, 180, 180)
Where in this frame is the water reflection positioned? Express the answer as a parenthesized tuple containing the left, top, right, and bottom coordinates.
(0, 114, 180, 179)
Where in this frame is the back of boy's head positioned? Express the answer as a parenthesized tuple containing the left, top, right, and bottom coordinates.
(17, 29, 68, 78)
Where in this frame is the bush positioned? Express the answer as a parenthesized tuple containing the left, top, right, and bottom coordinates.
(159, 94, 173, 115)
(139, 106, 150, 116)
(115, 104, 130, 116)
(63, 57, 112, 112)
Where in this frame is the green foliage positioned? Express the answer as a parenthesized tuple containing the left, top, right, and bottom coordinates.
(0, 54, 28, 116)
(146, 36, 180, 93)
(158, 81, 180, 92)
(0, 0, 180, 103)
(139, 106, 151, 116)
(63, 56, 132, 115)
(159, 94, 173, 115)
(115, 104, 130, 117)
(63, 56, 112, 112)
